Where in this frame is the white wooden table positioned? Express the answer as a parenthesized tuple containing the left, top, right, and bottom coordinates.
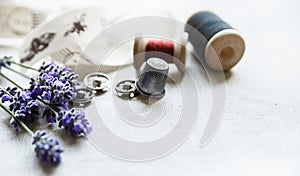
(0, 0, 299, 175)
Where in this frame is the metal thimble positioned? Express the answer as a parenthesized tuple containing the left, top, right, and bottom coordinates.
(136, 57, 169, 98)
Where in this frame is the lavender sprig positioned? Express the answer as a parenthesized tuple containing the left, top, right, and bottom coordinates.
(0, 102, 63, 165)
(0, 87, 41, 131)
(0, 60, 93, 137)
(29, 61, 79, 110)
(10, 90, 41, 123)
(59, 108, 92, 137)
(32, 130, 63, 165)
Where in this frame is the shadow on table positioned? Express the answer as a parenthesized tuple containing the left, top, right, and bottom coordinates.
(189, 50, 234, 84)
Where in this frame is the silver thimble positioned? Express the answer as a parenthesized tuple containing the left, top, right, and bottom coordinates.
(136, 58, 169, 98)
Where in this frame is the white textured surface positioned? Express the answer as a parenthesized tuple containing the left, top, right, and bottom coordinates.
(0, 0, 300, 175)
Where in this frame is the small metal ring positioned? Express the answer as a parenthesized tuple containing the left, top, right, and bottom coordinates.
(83, 72, 110, 92)
(73, 88, 95, 107)
(115, 80, 139, 98)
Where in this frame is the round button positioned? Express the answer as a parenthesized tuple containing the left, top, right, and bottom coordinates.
(8, 7, 33, 35)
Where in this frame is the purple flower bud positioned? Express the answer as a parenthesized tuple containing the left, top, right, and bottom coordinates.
(9, 118, 19, 132)
(7, 88, 41, 130)
(0, 56, 12, 71)
(43, 107, 58, 124)
(1, 94, 12, 103)
(59, 108, 92, 137)
(32, 130, 63, 165)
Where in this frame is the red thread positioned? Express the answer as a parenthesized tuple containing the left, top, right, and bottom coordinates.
(145, 40, 174, 63)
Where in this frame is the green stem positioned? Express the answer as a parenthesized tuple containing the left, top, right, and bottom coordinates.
(0, 102, 12, 115)
(0, 102, 34, 136)
(5, 59, 39, 71)
(4, 66, 31, 79)
(14, 117, 34, 136)
(0, 72, 23, 90)
(38, 98, 60, 113)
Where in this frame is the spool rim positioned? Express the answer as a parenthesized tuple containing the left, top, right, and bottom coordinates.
(204, 29, 245, 71)
(133, 37, 146, 69)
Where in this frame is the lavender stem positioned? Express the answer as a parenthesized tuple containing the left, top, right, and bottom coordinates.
(3, 58, 39, 71)
(4, 66, 31, 79)
(0, 72, 23, 90)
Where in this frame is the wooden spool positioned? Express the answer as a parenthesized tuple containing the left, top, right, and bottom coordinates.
(133, 35, 187, 73)
(186, 11, 245, 71)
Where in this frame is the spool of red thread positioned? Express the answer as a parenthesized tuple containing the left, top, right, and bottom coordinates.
(145, 40, 174, 63)
(133, 35, 187, 72)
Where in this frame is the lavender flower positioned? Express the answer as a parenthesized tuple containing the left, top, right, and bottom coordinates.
(59, 108, 92, 137)
(4, 89, 41, 131)
(9, 118, 20, 132)
(32, 130, 63, 165)
(0, 56, 12, 71)
(4, 86, 18, 95)
(0, 94, 12, 103)
(0, 87, 18, 103)
(1, 86, 58, 125)
(39, 61, 79, 89)
(28, 61, 78, 109)
(43, 106, 58, 123)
